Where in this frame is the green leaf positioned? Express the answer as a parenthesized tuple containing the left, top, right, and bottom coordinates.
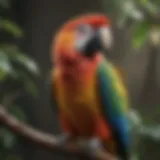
(0, 19, 23, 38)
(25, 80, 38, 97)
(139, 0, 159, 14)
(123, 0, 144, 20)
(0, 51, 13, 80)
(128, 109, 142, 130)
(132, 21, 151, 48)
(14, 54, 39, 75)
(140, 0, 148, 4)
(8, 105, 27, 121)
(130, 154, 139, 160)
(22, 75, 38, 97)
(0, 45, 39, 76)
(138, 125, 160, 140)
(15, 70, 38, 97)
(0, 128, 16, 149)
(0, 0, 10, 8)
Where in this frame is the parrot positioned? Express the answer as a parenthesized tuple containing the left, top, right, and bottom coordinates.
(48, 13, 130, 160)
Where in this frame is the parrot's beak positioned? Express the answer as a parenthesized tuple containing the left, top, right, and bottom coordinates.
(80, 27, 113, 57)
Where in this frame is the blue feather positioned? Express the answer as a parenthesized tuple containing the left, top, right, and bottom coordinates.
(97, 60, 129, 159)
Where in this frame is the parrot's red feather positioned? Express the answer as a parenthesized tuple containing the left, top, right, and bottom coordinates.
(59, 110, 111, 139)
(52, 13, 110, 65)
(59, 112, 78, 135)
(95, 116, 111, 140)
(61, 13, 110, 31)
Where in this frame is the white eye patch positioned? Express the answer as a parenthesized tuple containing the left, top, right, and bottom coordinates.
(75, 24, 94, 52)
(99, 26, 113, 49)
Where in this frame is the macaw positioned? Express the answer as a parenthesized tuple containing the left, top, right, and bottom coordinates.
(48, 13, 130, 160)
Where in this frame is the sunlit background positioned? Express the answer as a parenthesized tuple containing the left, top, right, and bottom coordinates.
(0, 0, 160, 160)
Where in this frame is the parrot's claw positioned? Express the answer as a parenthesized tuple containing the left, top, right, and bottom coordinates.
(79, 138, 103, 158)
(55, 133, 71, 146)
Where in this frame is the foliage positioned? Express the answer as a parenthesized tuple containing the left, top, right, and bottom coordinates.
(103, 0, 160, 48)
(129, 109, 160, 160)
(0, 1, 39, 160)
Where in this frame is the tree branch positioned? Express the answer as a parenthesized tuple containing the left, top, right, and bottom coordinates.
(0, 105, 117, 160)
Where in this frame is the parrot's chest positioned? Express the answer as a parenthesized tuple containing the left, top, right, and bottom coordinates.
(55, 80, 101, 135)
(59, 86, 100, 119)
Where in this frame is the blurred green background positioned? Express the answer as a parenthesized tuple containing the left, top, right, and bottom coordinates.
(0, 0, 160, 160)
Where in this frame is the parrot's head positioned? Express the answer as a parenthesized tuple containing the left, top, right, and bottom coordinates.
(52, 13, 113, 77)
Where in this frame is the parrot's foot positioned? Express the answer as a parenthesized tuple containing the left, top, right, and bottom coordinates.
(78, 137, 104, 158)
(55, 133, 71, 146)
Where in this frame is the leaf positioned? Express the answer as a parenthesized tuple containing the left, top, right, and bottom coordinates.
(138, 125, 160, 141)
(0, 19, 23, 38)
(0, 51, 13, 80)
(0, 45, 39, 75)
(132, 21, 151, 48)
(15, 70, 38, 97)
(23, 75, 38, 97)
(130, 154, 139, 160)
(14, 54, 39, 75)
(0, 128, 16, 149)
(0, 0, 10, 8)
(128, 108, 142, 130)
(116, 0, 144, 27)
(8, 105, 27, 121)
(123, 0, 144, 20)
(0, 46, 39, 97)
(24, 80, 38, 97)
(139, 0, 159, 14)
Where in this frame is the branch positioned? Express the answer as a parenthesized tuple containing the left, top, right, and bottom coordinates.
(0, 105, 117, 160)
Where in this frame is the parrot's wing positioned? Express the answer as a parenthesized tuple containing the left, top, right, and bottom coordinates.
(114, 65, 126, 84)
(97, 60, 129, 158)
(45, 70, 58, 114)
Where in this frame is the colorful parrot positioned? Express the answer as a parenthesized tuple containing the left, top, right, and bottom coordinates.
(49, 13, 130, 160)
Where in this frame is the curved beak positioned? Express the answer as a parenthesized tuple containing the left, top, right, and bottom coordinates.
(76, 27, 113, 57)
